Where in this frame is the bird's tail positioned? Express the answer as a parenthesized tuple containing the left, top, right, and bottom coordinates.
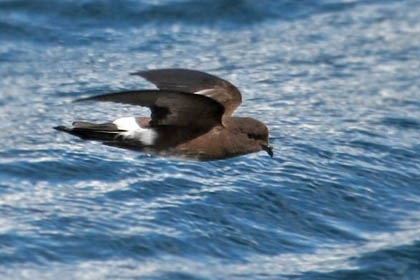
(54, 122, 124, 141)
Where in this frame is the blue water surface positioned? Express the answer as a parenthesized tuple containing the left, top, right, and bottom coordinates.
(1, 0, 420, 279)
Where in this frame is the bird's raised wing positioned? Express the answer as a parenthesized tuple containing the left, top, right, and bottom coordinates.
(131, 69, 242, 123)
(76, 90, 224, 128)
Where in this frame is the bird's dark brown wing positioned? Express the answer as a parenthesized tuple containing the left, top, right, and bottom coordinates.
(75, 90, 224, 128)
(131, 69, 242, 123)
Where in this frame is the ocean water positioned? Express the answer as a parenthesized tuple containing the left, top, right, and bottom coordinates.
(1, 0, 420, 279)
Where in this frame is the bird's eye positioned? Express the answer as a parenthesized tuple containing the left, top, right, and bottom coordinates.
(247, 133, 258, 140)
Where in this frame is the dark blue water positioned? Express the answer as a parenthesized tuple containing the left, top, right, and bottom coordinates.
(1, 0, 420, 279)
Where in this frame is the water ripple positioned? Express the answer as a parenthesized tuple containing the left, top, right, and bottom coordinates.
(1, 0, 420, 279)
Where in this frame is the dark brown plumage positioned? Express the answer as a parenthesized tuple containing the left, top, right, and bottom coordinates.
(54, 69, 273, 160)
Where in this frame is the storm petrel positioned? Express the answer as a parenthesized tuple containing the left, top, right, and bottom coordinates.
(54, 69, 273, 160)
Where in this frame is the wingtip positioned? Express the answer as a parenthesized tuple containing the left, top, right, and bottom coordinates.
(130, 71, 144, 76)
(54, 125, 70, 132)
(73, 96, 95, 103)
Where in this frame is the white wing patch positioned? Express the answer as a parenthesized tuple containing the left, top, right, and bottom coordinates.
(113, 117, 157, 146)
(195, 88, 227, 103)
(195, 88, 215, 95)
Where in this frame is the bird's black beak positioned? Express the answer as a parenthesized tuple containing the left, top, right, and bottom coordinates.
(262, 145, 274, 158)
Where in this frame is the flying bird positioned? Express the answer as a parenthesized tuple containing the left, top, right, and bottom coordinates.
(55, 69, 273, 160)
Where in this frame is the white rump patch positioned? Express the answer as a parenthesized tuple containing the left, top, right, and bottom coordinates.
(113, 117, 157, 146)
(113, 117, 140, 131)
